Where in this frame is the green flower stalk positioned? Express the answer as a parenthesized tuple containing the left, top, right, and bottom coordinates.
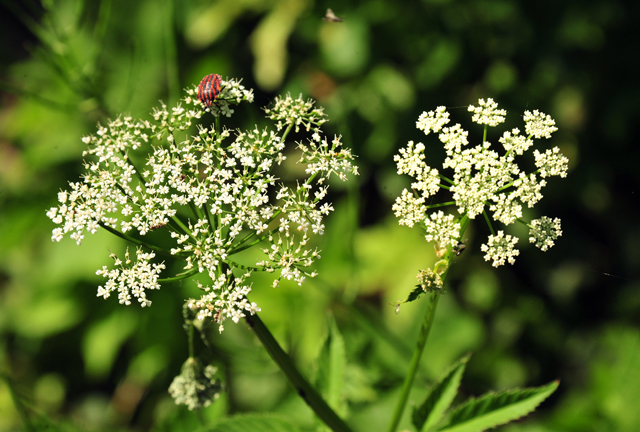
(387, 99, 567, 432)
(46, 77, 359, 333)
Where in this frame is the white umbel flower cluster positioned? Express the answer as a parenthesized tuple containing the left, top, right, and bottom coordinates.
(47, 78, 358, 330)
(480, 231, 520, 267)
(529, 216, 562, 251)
(394, 98, 567, 273)
(96, 248, 165, 307)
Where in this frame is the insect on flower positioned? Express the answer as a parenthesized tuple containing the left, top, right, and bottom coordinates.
(453, 241, 466, 256)
(323, 8, 343, 22)
(197, 74, 222, 107)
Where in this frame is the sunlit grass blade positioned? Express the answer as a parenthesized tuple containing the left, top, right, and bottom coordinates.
(314, 317, 347, 416)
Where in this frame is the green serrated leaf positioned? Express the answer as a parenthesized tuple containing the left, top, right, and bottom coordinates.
(204, 414, 301, 432)
(437, 380, 559, 432)
(412, 354, 471, 432)
(404, 285, 426, 303)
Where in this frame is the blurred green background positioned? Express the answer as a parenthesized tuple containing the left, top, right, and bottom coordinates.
(1, 0, 639, 431)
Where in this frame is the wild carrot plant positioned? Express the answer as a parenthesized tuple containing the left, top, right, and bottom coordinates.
(387, 98, 567, 432)
(47, 81, 565, 431)
(46, 77, 358, 420)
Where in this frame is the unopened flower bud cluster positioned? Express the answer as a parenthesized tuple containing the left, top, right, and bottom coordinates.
(168, 357, 222, 410)
(47, 78, 358, 331)
(393, 98, 567, 277)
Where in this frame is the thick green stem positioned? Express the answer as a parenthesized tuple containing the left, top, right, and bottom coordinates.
(386, 293, 440, 432)
(245, 312, 353, 432)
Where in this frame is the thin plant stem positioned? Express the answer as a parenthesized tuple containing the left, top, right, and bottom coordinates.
(483, 210, 496, 236)
(157, 268, 199, 283)
(387, 214, 469, 432)
(426, 201, 456, 210)
(245, 312, 354, 432)
(188, 322, 195, 359)
(386, 293, 440, 432)
(98, 222, 177, 256)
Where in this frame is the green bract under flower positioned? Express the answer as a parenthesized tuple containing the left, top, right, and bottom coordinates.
(46, 78, 358, 331)
(394, 98, 567, 279)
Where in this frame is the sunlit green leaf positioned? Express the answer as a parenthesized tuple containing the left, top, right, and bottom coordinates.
(412, 354, 470, 431)
(438, 381, 559, 432)
(204, 414, 301, 432)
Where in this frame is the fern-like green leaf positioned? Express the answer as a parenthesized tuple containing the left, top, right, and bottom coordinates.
(437, 380, 559, 432)
(204, 414, 301, 432)
(412, 354, 471, 432)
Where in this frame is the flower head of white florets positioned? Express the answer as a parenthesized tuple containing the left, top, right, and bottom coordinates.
(393, 98, 568, 271)
(424, 211, 461, 248)
(264, 93, 327, 133)
(187, 270, 260, 333)
(298, 132, 359, 183)
(47, 82, 358, 329)
(534, 147, 569, 178)
(524, 110, 558, 139)
(480, 231, 520, 267)
(392, 189, 426, 228)
(529, 216, 562, 251)
(394, 141, 441, 200)
(187, 77, 254, 118)
(417, 268, 444, 294)
(416, 106, 450, 135)
(468, 98, 507, 126)
(96, 248, 165, 307)
(499, 128, 533, 155)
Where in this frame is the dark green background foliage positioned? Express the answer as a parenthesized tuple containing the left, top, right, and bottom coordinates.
(1, 0, 639, 431)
